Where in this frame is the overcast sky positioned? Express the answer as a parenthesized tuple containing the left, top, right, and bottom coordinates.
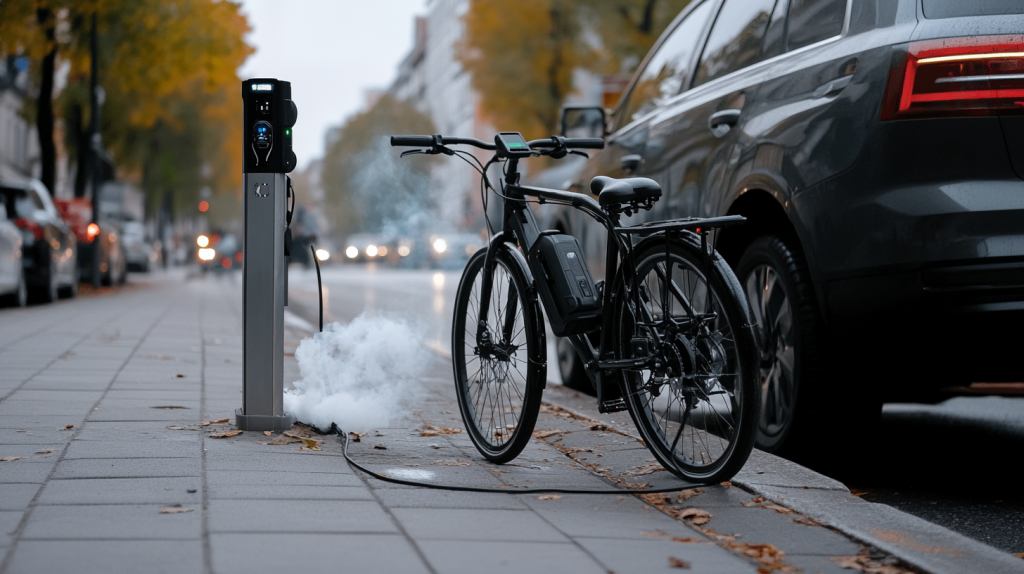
(237, 0, 426, 171)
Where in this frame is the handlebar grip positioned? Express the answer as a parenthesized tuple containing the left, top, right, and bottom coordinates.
(390, 135, 435, 147)
(564, 138, 605, 149)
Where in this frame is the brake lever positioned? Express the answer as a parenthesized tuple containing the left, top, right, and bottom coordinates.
(400, 149, 428, 158)
(569, 150, 589, 159)
(400, 145, 455, 158)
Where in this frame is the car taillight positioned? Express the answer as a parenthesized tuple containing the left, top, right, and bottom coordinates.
(87, 223, 100, 243)
(881, 35, 1024, 120)
(13, 219, 43, 241)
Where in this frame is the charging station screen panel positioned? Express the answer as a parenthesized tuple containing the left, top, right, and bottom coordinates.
(252, 83, 273, 91)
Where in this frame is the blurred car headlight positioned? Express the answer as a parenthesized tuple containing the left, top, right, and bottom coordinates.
(346, 246, 358, 258)
(398, 245, 411, 257)
(198, 247, 216, 261)
(197, 234, 209, 248)
(366, 245, 378, 257)
(433, 238, 447, 254)
(315, 248, 330, 261)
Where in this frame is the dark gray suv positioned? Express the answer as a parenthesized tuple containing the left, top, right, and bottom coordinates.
(554, 0, 1024, 455)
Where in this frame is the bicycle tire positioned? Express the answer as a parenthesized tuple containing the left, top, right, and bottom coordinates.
(452, 244, 546, 463)
(614, 234, 760, 483)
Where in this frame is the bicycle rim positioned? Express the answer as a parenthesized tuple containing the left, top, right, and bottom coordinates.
(452, 248, 543, 463)
(617, 237, 759, 482)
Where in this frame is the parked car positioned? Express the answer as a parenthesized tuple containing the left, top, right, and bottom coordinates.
(0, 202, 27, 307)
(0, 179, 78, 302)
(54, 198, 126, 286)
(554, 0, 1024, 456)
(121, 221, 155, 272)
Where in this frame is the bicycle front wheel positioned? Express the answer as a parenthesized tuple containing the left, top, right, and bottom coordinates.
(616, 234, 760, 483)
(452, 245, 545, 463)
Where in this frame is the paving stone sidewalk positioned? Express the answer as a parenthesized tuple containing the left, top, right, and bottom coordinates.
(1, 272, 914, 574)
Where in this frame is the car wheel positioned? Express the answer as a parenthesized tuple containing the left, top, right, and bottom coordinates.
(61, 276, 78, 299)
(556, 336, 594, 395)
(737, 235, 879, 456)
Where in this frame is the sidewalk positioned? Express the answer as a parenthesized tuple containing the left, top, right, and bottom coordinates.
(1, 271, 1020, 574)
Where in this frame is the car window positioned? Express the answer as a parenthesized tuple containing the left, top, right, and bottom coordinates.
(621, 0, 716, 125)
(760, 0, 789, 60)
(693, 0, 777, 88)
(12, 192, 36, 219)
(924, 0, 1024, 18)
(786, 0, 846, 51)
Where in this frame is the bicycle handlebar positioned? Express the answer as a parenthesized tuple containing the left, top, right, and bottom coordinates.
(390, 134, 604, 152)
(390, 135, 497, 150)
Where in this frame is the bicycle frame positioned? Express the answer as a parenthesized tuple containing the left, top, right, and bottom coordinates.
(476, 156, 747, 411)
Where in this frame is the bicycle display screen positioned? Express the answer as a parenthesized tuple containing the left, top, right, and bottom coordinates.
(495, 132, 532, 158)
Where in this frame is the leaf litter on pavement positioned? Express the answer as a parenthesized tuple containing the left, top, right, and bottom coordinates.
(829, 554, 914, 574)
(159, 505, 194, 514)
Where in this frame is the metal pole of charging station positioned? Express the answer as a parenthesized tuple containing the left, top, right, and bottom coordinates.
(236, 78, 298, 431)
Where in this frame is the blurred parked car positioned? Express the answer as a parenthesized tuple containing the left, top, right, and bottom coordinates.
(0, 178, 78, 302)
(0, 202, 27, 307)
(343, 233, 390, 263)
(554, 0, 1024, 455)
(54, 198, 126, 286)
(427, 232, 482, 270)
(121, 221, 155, 272)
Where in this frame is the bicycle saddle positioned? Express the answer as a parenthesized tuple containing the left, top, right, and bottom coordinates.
(590, 176, 662, 206)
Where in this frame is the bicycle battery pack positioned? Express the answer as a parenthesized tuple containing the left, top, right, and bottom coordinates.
(527, 233, 602, 337)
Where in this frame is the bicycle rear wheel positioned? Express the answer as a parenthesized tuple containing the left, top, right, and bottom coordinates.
(616, 234, 759, 483)
(452, 245, 546, 463)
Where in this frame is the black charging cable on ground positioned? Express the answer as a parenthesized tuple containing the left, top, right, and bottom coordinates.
(303, 245, 708, 494)
(324, 423, 709, 495)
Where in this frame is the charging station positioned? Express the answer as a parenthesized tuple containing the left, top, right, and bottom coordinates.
(237, 78, 298, 431)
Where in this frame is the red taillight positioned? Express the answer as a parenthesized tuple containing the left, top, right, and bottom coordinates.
(14, 219, 44, 241)
(881, 35, 1024, 120)
(220, 257, 232, 269)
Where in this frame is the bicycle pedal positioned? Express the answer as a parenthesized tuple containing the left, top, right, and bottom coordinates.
(599, 398, 628, 413)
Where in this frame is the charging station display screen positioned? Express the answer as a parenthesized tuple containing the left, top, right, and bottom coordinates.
(252, 83, 273, 91)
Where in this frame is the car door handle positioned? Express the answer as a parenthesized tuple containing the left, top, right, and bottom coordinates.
(621, 154, 642, 174)
(813, 74, 853, 98)
(708, 109, 741, 137)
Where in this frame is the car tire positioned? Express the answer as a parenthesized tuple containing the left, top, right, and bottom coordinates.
(737, 235, 879, 457)
(556, 336, 595, 395)
(36, 257, 60, 304)
(61, 276, 78, 299)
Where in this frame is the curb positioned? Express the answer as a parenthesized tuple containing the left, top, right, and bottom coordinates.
(540, 393, 1024, 574)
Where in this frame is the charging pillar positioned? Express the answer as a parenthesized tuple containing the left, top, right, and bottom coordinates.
(237, 78, 298, 431)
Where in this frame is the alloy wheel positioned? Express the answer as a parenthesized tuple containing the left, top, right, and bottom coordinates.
(744, 264, 796, 444)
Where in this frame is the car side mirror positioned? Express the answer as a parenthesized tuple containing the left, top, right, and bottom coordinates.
(560, 106, 607, 139)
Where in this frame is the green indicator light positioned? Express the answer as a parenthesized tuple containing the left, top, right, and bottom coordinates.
(286, 129, 291, 136)
(509, 142, 525, 148)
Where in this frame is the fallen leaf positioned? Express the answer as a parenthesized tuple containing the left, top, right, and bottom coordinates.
(625, 464, 665, 476)
(537, 495, 562, 500)
(176, 374, 185, 378)
(35, 450, 54, 458)
(741, 497, 765, 507)
(637, 493, 668, 507)
(668, 557, 691, 569)
(792, 515, 822, 527)
(374, 444, 387, 450)
(0, 456, 25, 462)
(532, 429, 569, 439)
(446, 461, 470, 466)
(763, 503, 794, 514)
(419, 430, 439, 437)
(152, 406, 187, 410)
(677, 507, 713, 525)
(672, 537, 702, 543)
(209, 430, 243, 438)
(829, 555, 912, 574)
(589, 423, 609, 431)
(720, 481, 732, 487)
(61, 425, 74, 430)
(159, 505, 194, 514)
(850, 489, 870, 498)
(263, 431, 272, 436)
(287, 423, 320, 438)
(201, 419, 230, 426)
(298, 438, 321, 450)
(267, 434, 303, 445)
(676, 488, 704, 503)
(349, 432, 364, 442)
(1015, 553, 1024, 559)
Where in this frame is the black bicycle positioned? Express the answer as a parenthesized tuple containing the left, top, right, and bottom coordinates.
(392, 132, 760, 483)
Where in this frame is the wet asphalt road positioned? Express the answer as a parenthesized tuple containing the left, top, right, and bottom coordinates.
(829, 397, 1024, 555)
(287, 263, 1024, 557)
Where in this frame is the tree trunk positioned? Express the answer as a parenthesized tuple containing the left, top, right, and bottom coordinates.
(35, 8, 57, 195)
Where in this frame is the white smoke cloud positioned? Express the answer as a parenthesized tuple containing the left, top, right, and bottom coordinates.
(285, 313, 429, 432)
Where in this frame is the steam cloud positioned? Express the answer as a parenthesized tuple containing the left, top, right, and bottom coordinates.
(285, 313, 429, 432)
